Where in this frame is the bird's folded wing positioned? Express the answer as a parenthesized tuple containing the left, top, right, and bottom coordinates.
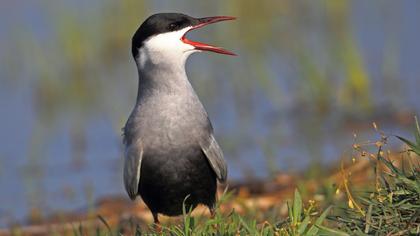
(200, 134, 227, 183)
(123, 140, 143, 200)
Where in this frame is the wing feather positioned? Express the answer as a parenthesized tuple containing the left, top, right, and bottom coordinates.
(200, 134, 227, 183)
(123, 140, 143, 200)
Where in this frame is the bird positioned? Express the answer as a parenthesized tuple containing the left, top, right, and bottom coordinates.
(122, 13, 234, 227)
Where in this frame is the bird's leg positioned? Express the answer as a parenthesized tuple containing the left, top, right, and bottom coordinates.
(209, 205, 219, 232)
(208, 205, 219, 232)
(152, 212, 162, 233)
(210, 193, 219, 219)
(209, 206, 216, 219)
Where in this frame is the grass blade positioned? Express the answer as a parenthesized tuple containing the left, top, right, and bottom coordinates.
(306, 205, 332, 236)
(298, 215, 310, 234)
(316, 224, 350, 236)
(414, 116, 420, 145)
(292, 189, 302, 226)
(396, 136, 420, 155)
(98, 215, 113, 235)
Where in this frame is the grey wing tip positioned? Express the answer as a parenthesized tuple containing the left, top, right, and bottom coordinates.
(124, 177, 140, 201)
(124, 180, 139, 200)
(219, 165, 228, 183)
(123, 140, 143, 201)
(128, 192, 137, 201)
(201, 134, 228, 184)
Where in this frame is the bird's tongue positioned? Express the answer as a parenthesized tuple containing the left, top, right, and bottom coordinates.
(181, 16, 236, 56)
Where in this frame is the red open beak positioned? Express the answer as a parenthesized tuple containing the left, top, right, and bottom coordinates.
(181, 16, 236, 56)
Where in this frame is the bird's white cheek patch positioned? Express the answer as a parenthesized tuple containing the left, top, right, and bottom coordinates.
(137, 27, 196, 68)
(143, 27, 194, 54)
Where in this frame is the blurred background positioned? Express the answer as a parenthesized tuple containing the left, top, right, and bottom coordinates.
(0, 0, 419, 227)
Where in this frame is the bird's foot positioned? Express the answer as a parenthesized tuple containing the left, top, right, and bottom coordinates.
(210, 207, 216, 219)
(209, 207, 219, 232)
(152, 213, 162, 234)
(154, 223, 162, 234)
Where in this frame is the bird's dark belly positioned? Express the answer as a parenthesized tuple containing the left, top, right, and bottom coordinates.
(138, 148, 217, 216)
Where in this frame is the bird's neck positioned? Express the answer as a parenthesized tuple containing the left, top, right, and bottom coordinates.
(134, 53, 194, 103)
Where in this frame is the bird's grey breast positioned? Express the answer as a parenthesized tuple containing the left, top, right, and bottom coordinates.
(124, 86, 211, 156)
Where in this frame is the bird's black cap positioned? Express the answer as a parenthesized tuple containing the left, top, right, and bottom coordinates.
(131, 13, 198, 58)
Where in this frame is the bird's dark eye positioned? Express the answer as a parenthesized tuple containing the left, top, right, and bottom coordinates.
(168, 22, 180, 30)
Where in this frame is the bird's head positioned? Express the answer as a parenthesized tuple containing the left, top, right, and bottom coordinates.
(132, 13, 235, 67)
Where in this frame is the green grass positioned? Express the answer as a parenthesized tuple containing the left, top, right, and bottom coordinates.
(333, 117, 420, 235)
(92, 189, 341, 236)
(334, 155, 420, 235)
